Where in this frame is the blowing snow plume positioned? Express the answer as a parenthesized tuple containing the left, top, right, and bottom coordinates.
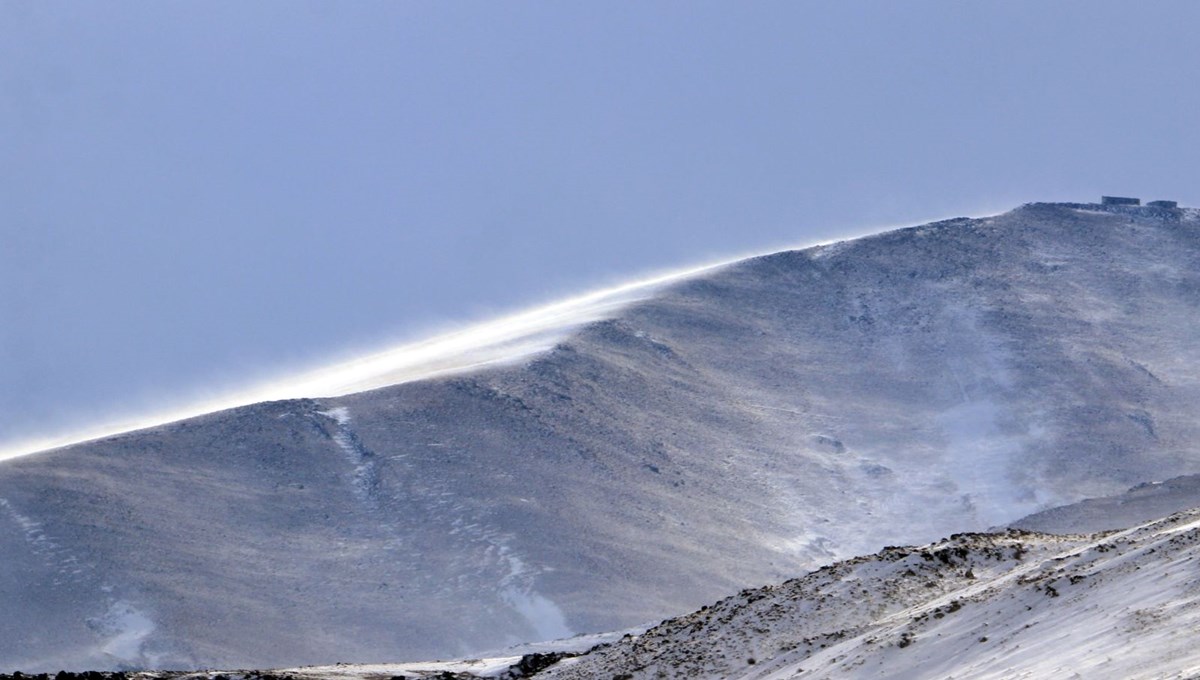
(3, 201, 1200, 670)
(0, 256, 743, 463)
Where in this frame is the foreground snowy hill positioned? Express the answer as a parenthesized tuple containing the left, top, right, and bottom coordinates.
(4, 200, 1200, 669)
(541, 507, 1200, 680)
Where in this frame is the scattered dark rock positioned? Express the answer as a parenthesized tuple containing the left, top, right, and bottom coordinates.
(503, 651, 576, 678)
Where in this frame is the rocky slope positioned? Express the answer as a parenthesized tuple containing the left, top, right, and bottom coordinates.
(4, 201, 1200, 669)
(540, 507, 1200, 679)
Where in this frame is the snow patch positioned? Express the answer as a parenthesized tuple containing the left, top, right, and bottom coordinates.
(498, 547, 573, 642)
(89, 601, 155, 664)
(277, 657, 524, 679)
(316, 406, 351, 425)
(315, 407, 381, 506)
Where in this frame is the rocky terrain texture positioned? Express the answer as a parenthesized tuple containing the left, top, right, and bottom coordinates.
(539, 507, 1200, 679)
(3, 201, 1200, 669)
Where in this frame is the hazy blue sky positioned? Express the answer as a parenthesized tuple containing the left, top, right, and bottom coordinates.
(4, 1, 1200, 448)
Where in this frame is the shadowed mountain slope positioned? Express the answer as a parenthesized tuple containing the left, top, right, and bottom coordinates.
(1010, 472, 1200, 534)
(4, 202, 1200, 669)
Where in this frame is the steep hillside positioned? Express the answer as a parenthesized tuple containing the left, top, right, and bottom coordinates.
(4, 201, 1200, 669)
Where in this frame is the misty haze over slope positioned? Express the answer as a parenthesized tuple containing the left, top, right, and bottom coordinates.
(3, 201, 1200, 670)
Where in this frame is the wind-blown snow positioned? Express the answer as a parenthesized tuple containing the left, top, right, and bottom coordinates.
(1, 208, 960, 466)
(0, 258, 738, 462)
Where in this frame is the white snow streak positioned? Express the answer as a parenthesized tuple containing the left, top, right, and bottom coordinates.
(94, 601, 155, 663)
(0, 259, 733, 462)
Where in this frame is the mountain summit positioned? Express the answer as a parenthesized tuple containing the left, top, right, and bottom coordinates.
(3, 201, 1200, 669)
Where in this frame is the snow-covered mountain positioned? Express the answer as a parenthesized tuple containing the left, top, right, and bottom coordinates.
(4, 200, 1200, 670)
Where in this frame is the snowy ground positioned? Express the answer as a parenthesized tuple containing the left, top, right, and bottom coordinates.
(542, 508, 1200, 679)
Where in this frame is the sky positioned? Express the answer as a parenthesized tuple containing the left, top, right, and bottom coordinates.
(4, 1, 1200, 453)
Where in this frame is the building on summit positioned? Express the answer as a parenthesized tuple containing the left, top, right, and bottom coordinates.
(1101, 196, 1141, 206)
